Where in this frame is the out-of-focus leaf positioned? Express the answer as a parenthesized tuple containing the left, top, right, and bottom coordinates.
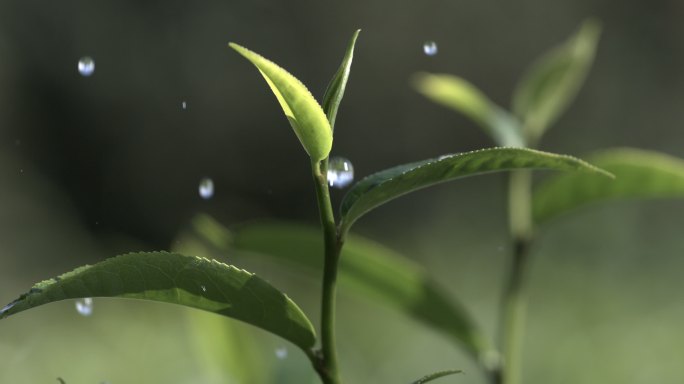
(512, 19, 601, 143)
(184, 310, 269, 384)
(533, 148, 684, 224)
(0, 252, 316, 350)
(339, 147, 613, 234)
(413, 73, 524, 147)
(187, 215, 493, 362)
(322, 30, 361, 131)
(229, 43, 332, 161)
(410, 369, 463, 384)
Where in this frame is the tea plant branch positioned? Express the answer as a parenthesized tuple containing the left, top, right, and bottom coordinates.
(311, 159, 344, 384)
(498, 170, 534, 384)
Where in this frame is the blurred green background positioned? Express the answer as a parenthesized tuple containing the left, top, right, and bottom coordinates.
(1, 0, 684, 383)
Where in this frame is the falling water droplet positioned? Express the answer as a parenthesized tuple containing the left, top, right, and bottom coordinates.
(78, 57, 95, 77)
(422, 41, 438, 56)
(75, 298, 93, 316)
(181, 101, 187, 110)
(198, 178, 214, 199)
(327, 157, 354, 189)
(275, 346, 288, 359)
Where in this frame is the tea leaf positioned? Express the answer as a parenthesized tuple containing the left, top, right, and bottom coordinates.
(230, 43, 332, 161)
(0, 252, 316, 350)
(410, 369, 463, 384)
(512, 19, 601, 143)
(340, 147, 612, 233)
(187, 216, 493, 361)
(533, 148, 684, 224)
(413, 73, 524, 147)
(185, 310, 269, 383)
(322, 30, 361, 131)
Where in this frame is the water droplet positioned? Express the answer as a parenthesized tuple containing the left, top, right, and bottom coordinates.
(198, 178, 214, 199)
(78, 57, 95, 77)
(327, 157, 354, 188)
(75, 298, 93, 316)
(201, 285, 207, 292)
(275, 346, 288, 359)
(0, 301, 17, 315)
(423, 41, 438, 56)
(181, 101, 187, 110)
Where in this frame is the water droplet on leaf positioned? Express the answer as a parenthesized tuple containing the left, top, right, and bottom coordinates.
(201, 285, 207, 292)
(423, 41, 438, 56)
(327, 157, 354, 188)
(0, 301, 17, 315)
(275, 346, 288, 359)
(78, 57, 95, 77)
(198, 178, 214, 199)
(75, 298, 93, 316)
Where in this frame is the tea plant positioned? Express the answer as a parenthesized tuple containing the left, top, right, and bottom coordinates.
(412, 19, 684, 384)
(2, 25, 683, 384)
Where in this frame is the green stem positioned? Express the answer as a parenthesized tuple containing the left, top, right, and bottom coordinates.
(311, 159, 343, 384)
(497, 170, 533, 384)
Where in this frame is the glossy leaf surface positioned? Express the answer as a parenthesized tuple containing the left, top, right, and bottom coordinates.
(533, 148, 684, 224)
(322, 30, 360, 131)
(188, 216, 491, 360)
(413, 72, 524, 147)
(230, 43, 332, 161)
(340, 147, 612, 233)
(0, 252, 316, 350)
(512, 19, 601, 142)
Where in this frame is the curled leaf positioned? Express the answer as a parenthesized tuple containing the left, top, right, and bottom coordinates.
(230, 43, 332, 161)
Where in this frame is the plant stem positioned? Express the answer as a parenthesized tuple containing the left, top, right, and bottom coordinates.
(311, 159, 343, 384)
(497, 170, 534, 384)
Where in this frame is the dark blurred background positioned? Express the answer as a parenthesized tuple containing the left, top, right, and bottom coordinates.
(1, 1, 683, 383)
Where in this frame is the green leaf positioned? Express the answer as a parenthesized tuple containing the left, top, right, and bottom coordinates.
(0, 251, 316, 350)
(322, 29, 361, 131)
(511, 19, 601, 143)
(410, 369, 463, 384)
(412, 73, 524, 147)
(533, 148, 684, 224)
(187, 215, 493, 362)
(229, 43, 332, 161)
(340, 147, 613, 233)
(184, 310, 270, 384)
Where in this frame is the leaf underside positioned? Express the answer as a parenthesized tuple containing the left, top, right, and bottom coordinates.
(187, 215, 491, 360)
(533, 148, 684, 224)
(230, 43, 332, 161)
(413, 72, 524, 147)
(0, 252, 316, 350)
(339, 147, 612, 233)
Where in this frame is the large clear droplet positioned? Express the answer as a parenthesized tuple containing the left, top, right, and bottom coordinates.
(78, 57, 95, 77)
(422, 41, 438, 56)
(327, 157, 354, 189)
(0, 301, 17, 315)
(75, 298, 94, 316)
(275, 346, 288, 359)
(199, 178, 214, 199)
